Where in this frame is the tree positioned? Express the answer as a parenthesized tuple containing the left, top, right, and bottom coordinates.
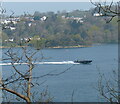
(29, 35, 46, 49)
(91, 1, 120, 103)
(1, 46, 36, 103)
(91, 0, 120, 23)
(96, 70, 118, 103)
(0, 3, 75, 103)
(1, 45, 75, 103)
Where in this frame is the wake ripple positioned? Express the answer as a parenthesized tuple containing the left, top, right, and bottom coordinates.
(0, 61, 79, 66)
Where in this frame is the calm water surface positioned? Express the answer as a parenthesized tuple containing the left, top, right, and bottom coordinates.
(2, 44, 118, 102)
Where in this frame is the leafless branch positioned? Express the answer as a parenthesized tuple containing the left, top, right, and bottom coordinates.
(96, 70, 119, 103)
(91, 0, 120, 22)
(32, 65, 75, 79)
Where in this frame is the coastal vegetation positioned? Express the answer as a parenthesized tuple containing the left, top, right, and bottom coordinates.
(1, 9, 118, 49)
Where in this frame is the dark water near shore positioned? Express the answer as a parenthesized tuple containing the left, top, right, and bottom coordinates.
(2, 44, 118, 102)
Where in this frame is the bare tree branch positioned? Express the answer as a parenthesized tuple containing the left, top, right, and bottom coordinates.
(91, 0, 120, 22)
(1, 87, 30, 102)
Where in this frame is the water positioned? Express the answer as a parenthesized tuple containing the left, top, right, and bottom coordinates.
(1, 44, 118, 102)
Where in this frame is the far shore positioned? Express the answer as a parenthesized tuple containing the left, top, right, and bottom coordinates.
(0, 45, 92, 49)
(48, 45, 92, 49)
(0, 46, 27, 49)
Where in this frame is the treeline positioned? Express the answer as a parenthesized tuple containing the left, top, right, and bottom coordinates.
(1, 9, 118, 48)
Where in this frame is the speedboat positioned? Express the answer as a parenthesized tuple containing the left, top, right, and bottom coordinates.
(74, 60, 92, 64)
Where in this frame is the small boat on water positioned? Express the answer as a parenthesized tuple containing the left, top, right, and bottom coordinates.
(74, 60, 92, 64)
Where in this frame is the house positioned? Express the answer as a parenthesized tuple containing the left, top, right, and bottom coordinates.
(3, 20, 11, 24)
(40, 16, 47, 21)
(10, 27, 16, 30)
(93, 13, 103, 17)
(63, 16, 84, 23)
(8, 38, 14, 42)
(28, 23, 32, 27)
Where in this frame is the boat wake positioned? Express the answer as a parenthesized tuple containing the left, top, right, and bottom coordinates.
(0, 61, 80, 66)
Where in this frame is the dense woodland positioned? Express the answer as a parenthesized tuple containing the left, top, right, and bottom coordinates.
(1, 8, 118, 48)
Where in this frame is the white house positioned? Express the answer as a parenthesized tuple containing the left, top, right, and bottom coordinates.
(28, 23, 32, 27)
(10, 27, 16, 30)
(3, 20, 11, 24)
(93, 13, 103, 17)
(41, 16, 47, 21)
(8, 38, 14, 42)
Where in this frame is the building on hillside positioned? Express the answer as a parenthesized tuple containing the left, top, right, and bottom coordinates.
(93, 13, 103, 17)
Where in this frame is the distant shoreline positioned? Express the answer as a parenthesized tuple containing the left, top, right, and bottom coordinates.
(0, 45, 92, 49)
(48, 45, 91, 49)
(0, 46, 27, 49)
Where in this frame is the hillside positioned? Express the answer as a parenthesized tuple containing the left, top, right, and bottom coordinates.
(1, 9, 118, 48)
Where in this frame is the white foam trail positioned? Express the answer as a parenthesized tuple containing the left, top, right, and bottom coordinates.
(0, 63, 27, 66)
(0, 61, 79, 66)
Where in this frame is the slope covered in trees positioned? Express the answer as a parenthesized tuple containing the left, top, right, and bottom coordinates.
(1, 9, 118, 48)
